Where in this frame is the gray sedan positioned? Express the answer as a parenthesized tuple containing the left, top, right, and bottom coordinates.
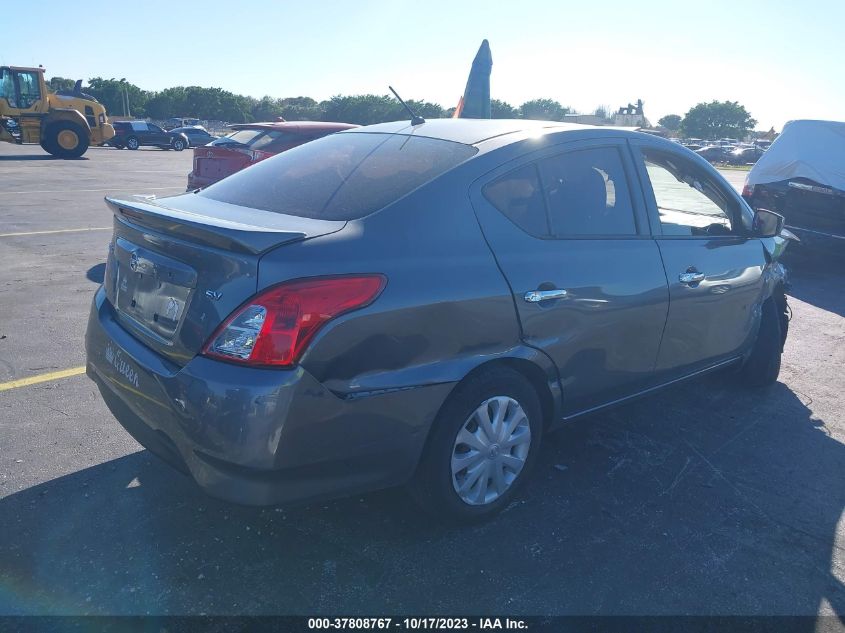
(170, 126, 216, 147)
(85, 119, 792, 521)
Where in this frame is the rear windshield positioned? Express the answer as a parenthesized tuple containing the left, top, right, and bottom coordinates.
(210, 129, 269, 147)
(198, 132, 478, 220)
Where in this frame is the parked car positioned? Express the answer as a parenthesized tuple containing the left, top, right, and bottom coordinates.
(695, 145, 732, 164)
(727, 146, 764, 165)
(743, 119, 845, 245)
(187, 121, 357, 190)
(110, 121, 189, 151)
(86, 119, 791, 521)
(170, 126, 217, 148)
(164, 117, 201, 130)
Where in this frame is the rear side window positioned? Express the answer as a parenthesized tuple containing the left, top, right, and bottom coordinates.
(262, 132, 310, 153)
(199, 132, 478, 220)
(483, 164, 549, 237)
(538, 147, 636, 236)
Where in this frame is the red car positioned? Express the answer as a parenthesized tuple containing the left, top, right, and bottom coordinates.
(187, 121, 358, 190)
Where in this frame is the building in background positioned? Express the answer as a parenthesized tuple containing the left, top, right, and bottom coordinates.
(613, 99, 649, 127)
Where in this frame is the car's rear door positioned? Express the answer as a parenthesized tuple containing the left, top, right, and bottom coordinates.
(470, 138, 669, 417)
(629, 139, 766, 379)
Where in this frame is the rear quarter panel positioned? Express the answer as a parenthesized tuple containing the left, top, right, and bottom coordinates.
(255, 167, 555, 403)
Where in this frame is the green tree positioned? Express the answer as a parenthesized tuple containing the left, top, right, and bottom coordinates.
(490, 99, 518, 118)
(658, 114, 682, 132)
(251, 95, 285, 121)
(680, 101, 757, 140)
(319, 95, 444, 125)
(47, 77, 76, 93)
(86, 78, 149, 117)
(519, 98, 569, 121)
(146, 86, 254, 122)
(278, 96, 323, 121)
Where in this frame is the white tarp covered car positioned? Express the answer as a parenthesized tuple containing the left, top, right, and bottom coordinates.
(743, 119, 845, 242)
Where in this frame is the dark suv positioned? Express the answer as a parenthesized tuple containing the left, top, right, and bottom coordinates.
(110, 121, 189, 151)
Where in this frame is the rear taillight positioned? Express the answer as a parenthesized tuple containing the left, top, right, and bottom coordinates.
(742, 181, 755, 198)
(202, 275, 386, 367)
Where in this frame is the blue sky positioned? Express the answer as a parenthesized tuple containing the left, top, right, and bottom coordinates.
(4, 0, 842, 130)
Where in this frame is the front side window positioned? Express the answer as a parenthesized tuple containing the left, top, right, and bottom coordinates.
(148, 123, 164, 133)
(200, 132, 477, 220)
(642, 150, 734, 237)
(15, 71, 41, 108)
(538, 147, 636, 236)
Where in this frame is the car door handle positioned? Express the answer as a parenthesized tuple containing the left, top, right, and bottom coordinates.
(679, 271, 706, 285)
(524, 289, 568, 303)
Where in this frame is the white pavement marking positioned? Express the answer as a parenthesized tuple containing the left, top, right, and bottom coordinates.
(0, 227, 111, 238)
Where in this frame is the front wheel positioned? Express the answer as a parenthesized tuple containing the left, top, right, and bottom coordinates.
(411, 367, 543, 522)
(739, 296, 786, 387)
(172, 138, 186, 151)
(43, 122, 89, 158)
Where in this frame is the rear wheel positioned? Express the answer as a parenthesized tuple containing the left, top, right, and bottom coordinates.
(411, 367, 543, 522)
(126, 136, 140, 150)
(43, 122, 89, 158)
(172, 138, 186, 151)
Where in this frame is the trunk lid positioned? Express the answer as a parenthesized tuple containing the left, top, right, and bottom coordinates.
(103, 193, 346, 365)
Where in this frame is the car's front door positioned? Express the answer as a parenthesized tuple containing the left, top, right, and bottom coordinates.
(146, 123, 167, 145)
(630, 140, 767, 379)
(471, 139, 670, 417)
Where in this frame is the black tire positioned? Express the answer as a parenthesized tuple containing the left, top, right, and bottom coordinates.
(43, 122, 89, 159)
(39, 138, 58, 155)
(172, 138, 186, 151)
(739, 296, 785, 387)
(411, 366, 544, 522)
(126, 136, 140, 150)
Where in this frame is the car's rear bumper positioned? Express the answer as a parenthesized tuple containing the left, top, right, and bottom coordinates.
(85, 287, 450, 506)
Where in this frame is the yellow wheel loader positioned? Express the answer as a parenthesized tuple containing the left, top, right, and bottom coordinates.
(0, 66, 115, 158)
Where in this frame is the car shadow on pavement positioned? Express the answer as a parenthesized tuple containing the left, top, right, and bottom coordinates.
(784, 254, 845, 318)
(86, 263, 105, 284)
(1, 379, 844, 619)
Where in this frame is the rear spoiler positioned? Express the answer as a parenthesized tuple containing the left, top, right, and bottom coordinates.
(105, 195, 346, 255)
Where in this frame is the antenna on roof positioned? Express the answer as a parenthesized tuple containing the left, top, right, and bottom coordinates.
(389, 86, 425, 126)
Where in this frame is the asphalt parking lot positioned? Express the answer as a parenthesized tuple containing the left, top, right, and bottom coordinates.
(1, 143, 844, 618)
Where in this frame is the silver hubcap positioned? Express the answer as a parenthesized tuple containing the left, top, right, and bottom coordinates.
(451, 396, 532, 506)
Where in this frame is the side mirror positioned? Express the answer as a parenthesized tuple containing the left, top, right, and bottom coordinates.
(753, 208, 784, 238)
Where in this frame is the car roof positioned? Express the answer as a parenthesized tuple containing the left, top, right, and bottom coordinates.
(341, 118, 588, 146)
(227, 121, 359, 133)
